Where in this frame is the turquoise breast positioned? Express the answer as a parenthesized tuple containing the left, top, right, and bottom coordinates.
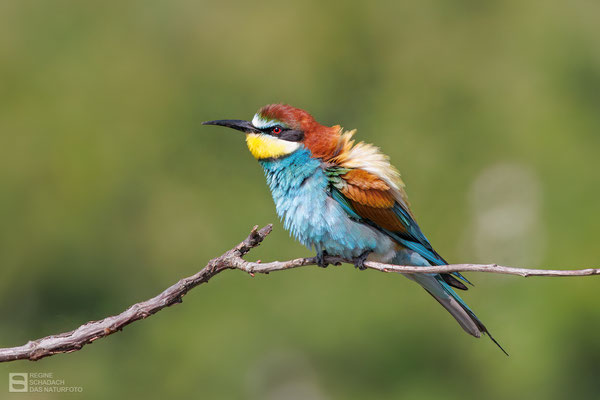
(259, 148, 395, 260)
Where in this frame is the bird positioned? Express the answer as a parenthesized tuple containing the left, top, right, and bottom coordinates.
(203, 104, 506, 354)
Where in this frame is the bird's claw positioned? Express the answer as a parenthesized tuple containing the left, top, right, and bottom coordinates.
(353, 250, 371, 271)
(316, 251, 329, 268)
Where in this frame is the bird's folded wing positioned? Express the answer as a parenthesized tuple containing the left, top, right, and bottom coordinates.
(325, 166, 471, 289)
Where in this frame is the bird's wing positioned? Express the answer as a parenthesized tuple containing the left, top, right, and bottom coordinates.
(326, 163, 508, 352)
(325, 165, 471, 290)
(326, 166, 441, 262)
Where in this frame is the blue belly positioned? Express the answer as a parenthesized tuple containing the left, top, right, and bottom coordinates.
(259, 148, 395, 260)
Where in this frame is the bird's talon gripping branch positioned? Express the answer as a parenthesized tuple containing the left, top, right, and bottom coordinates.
(353, 250, 372, 271)
(316, 251, 329, 268)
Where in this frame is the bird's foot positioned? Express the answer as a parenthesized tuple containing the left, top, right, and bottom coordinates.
(353, 250, 372, 271)
(316, 251, 329, 268)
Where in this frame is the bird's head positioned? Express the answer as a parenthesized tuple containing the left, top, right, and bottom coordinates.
(203, 104, 341, 160)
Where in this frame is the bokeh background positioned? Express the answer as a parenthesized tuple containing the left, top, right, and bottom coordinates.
(1, 1, 599, 399)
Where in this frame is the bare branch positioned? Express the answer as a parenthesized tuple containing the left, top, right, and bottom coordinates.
(0, 224, 274, 363)
(1, 224, 598, 363)
(238, 257, 600, 278)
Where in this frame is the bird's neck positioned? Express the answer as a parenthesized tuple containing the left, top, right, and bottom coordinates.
(259, 148, 325, 218)
(259, 148, 321, 190)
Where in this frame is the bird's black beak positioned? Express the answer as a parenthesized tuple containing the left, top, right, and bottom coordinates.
(202, 119, 261, 133)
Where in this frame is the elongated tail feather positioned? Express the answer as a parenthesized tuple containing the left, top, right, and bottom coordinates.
(410, 273, 508, 356)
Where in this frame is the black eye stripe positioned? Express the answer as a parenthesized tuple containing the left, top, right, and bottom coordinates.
(279, 129, 304, 142)
(261, 125, 284, 133)
(261, 126, 304, 142)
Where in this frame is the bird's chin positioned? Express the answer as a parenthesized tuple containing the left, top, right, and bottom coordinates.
(245, 133, 301, 160)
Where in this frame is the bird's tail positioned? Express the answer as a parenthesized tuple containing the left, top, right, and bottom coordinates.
(408, 273, 508, 355)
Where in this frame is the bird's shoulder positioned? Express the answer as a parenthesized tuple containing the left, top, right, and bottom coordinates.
(323, 130, 411, 214)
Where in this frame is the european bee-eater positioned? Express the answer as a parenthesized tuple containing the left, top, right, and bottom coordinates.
(204, 104, 506, 354)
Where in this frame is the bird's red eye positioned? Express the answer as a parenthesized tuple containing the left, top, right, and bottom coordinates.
(272, 126, 282, 135)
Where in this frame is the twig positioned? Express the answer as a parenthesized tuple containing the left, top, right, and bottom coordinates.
(1, 224, 598, 363)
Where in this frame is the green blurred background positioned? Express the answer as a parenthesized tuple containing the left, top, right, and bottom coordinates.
(1, 1, 599, 399)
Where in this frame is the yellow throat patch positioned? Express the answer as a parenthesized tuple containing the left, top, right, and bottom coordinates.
(245, 133, 300, 160)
